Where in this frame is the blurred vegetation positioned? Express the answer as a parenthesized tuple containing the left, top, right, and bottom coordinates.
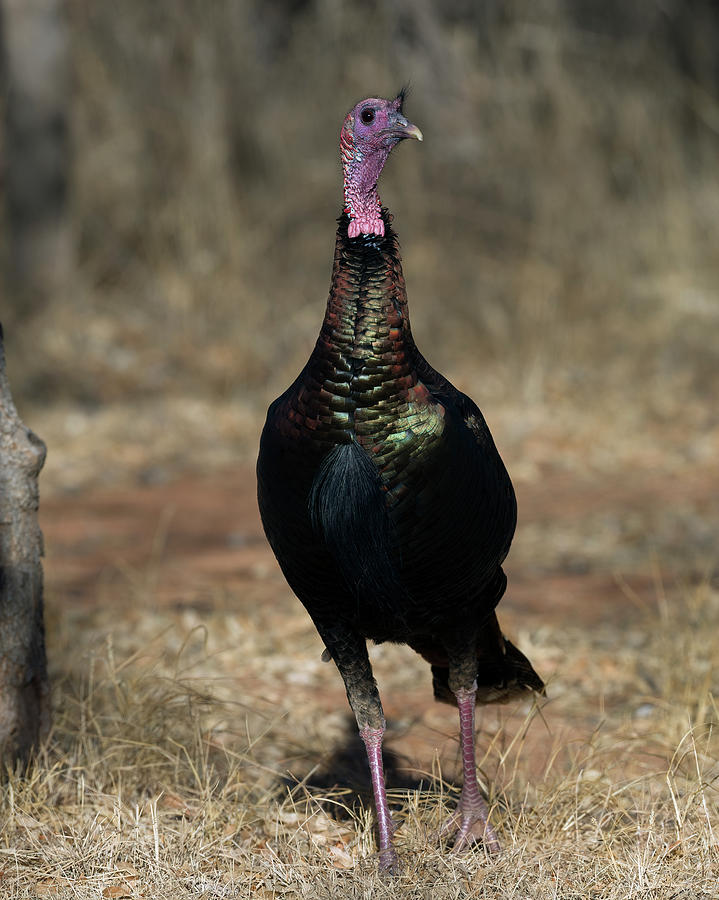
(2, 0, 719, 480)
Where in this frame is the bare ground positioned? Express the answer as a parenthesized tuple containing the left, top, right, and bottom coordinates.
(40, 458, 719, 799)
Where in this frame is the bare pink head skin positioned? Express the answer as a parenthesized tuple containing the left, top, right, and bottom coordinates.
(340, 91, 423, 239)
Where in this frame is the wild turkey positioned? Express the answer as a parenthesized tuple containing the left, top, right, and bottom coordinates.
(257, 91, 543, 871)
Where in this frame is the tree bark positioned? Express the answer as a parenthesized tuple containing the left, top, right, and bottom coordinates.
(0, 322, 49, 766)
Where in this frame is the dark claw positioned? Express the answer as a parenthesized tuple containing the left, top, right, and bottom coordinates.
(378, 846, 401, 874)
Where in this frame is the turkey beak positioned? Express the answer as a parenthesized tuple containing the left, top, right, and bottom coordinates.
(388, 114, 423, 142)
(402, 121, 424, 142)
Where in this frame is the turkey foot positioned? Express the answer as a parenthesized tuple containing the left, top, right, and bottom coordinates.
(440, 683, 501, 854)
(439, 789, 501, 853)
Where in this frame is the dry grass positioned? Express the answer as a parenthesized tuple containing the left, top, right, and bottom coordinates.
(2, 574, 717, 898)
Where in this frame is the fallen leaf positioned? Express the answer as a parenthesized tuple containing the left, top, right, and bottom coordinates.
(102, 886, 133, 898)
(328, 844, 355, 869)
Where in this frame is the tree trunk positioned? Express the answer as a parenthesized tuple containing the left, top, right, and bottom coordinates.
(0, 323, 49, 766)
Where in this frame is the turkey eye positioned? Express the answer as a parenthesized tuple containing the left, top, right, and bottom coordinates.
(360, 107, 375, 125)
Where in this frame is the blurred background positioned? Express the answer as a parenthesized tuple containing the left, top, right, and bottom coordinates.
(1, 0, 718, 502)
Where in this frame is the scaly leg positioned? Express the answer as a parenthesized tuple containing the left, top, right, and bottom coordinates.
(317, 623, 399, 872)
(359, 721, 398, 871)
(440, 680, 501, 853)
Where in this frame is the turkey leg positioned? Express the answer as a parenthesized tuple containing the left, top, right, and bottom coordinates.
(319, 624, 398, 872)
(439, 682, 501, 852)
(440, 643, 501, 852)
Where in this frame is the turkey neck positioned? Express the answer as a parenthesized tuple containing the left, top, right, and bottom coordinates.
(308, 211, 418, 438)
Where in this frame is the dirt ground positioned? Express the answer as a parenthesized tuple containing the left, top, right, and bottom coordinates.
(39, 458, 719, 791)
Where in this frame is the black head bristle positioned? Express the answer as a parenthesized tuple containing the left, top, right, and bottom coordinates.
(396, 83, 411, 110)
